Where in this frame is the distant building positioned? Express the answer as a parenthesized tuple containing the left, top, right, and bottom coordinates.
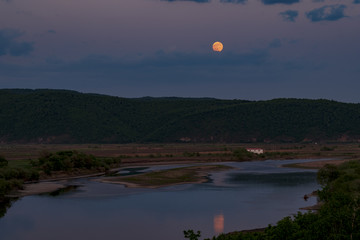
(246, 148, 264, 154)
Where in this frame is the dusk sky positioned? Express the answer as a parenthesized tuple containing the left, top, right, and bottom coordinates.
(1, 0, 359, 102)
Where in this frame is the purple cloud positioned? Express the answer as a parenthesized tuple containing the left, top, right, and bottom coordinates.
(262, 0, 299, 5)
(0, 29, 34, 56)
(279, 10, 299, 22)
(306, 4, 347, 22)
(220, 0, 247, 4)
(162, 0, 210, 3)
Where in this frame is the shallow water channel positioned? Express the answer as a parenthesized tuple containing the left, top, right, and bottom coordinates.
(0, 159, 326, 240)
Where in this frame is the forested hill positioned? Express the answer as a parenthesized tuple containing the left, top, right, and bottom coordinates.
(1, 89, 360, 143)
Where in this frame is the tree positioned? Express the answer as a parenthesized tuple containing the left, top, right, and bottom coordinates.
(0, 156, 8, 168)
(184, 230, 201, 240)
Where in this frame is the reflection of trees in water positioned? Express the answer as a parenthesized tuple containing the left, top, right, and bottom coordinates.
(45, 185, 78, 197)
(0, 197, 18, 218)
(0, 185, 78, 218)
(227, 172, 317, 186)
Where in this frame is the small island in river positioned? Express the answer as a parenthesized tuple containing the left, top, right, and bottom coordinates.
(98, 165, 234, 188)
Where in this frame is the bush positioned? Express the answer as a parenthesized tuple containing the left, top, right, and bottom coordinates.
(320, 146, 335, 151)
(0, 178, 22, 197)
(0, 156, 8, 168)
(32, 150, 121, 175)
(233, 148, 255, 161)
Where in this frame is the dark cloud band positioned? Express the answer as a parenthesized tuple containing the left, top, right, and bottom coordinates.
(279, 10, 299, 22)
(306, 4, 347, 22)
(162, 0, 210, 3)
(0, 29, 34, 57)
(220, 0, 247, 4)
(262, 0, 299, 5)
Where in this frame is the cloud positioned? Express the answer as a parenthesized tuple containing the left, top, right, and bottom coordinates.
(46, 56, 63, 65)
(0, 29, 34, 56)
(269, 39, 282, 48)
(147, 50, 269, 67)
(306, 4, 347, 22)
(354, 0, 360, 4)
(162, 0, 210, 3)
(0, 47, 273, 94)
(261, 0, 299, 5)
(220, 0, 247, 4)
(279, 10, 299, 22)
(58, 50, 269, 73)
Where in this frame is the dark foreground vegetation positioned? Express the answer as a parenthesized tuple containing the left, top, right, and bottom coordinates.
(0, 155, 39, 198)
(185, 160, 360, 240)
(2, 89, 360, 143)
(31, 150, 121, 175)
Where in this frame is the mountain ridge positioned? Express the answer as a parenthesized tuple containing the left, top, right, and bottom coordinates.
(1, 89, 359, 143)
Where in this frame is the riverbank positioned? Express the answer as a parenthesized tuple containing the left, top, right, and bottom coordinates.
(7, 163, 233, 196)
(3, 142, 359, 198)
(98, 165, 234, 188)
(6, 157, 349, 197)
(283, 159, 352, 169)
(10, 182, 68, 197)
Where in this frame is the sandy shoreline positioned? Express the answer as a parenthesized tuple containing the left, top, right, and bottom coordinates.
(7, 181, 69, 197)
(98, 165, 232, 189)
(6, 161, 217, 196)
(7, 158, 349, 197)
(98, 177, 208, 189)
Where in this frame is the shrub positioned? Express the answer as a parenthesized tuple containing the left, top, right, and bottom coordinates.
(32, 150, 121, 174)
(0, 156, 8, 168)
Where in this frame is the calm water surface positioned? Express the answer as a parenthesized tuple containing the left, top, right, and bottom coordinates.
(0, 159, 326, 240)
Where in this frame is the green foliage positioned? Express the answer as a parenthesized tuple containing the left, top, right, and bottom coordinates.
(1, 89, 360, 143)
(0, 166, 39, 198)
(31, 150, 121, 175)
(183, 152, 201, 157)
(233, 148, 256, 160)
(0, 156, 8, 168)
(0, 197, 16, 218)
(317, 164, 340, 186)
(184, 230, 201, 240)
(320, 146, 336, 151)
(0, 178, 23, 197)
(0, 168, 38, 181)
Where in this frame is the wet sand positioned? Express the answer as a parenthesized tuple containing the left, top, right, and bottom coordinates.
(10, 182, 69, 197)
(10, 158, 350, 196)
(97, 165, 233, 188)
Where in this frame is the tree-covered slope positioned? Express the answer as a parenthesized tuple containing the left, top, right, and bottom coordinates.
(0, 89, 360, 143)
(149, 99, 360, 142)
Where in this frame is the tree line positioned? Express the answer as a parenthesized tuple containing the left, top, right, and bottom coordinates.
(1, 89, 360, 143)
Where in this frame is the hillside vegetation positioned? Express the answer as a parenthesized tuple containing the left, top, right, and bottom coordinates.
(1, 89, 360, 143)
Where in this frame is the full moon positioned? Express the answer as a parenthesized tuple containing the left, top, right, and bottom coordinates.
(212, 41, 223, 52)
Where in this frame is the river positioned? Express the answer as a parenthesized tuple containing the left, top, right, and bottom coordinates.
(0, 159, 325, 240)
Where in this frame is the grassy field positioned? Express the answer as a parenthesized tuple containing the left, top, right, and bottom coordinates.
(1, 143, 360, 165)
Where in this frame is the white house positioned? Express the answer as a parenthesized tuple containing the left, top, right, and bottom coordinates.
(246, 148, 264, 154)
